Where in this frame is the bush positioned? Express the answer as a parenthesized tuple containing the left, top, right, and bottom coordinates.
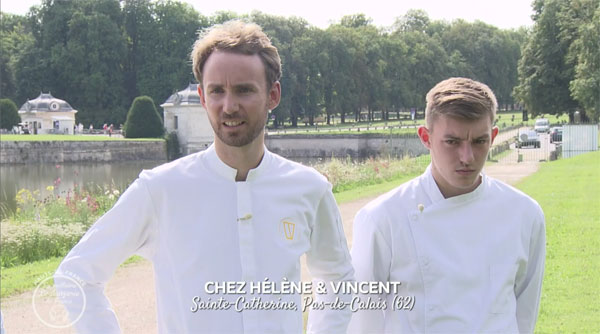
(0, 98, 21, 130)
(0, 221, 87, 267)
(165, 131, 182, 161)
(123, 96, 164, 138)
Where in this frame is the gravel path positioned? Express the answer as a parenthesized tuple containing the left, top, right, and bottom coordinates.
(1, 160, 539, 334)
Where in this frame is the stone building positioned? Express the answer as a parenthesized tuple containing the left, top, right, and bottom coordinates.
(161, 83, 214, 155)
(18, 92, 77, 135)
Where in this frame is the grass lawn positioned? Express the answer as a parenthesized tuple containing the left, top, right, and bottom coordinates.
(0, 255, 144, 298)
(0, 134, 163, 141)
(516, 151, 600, 333)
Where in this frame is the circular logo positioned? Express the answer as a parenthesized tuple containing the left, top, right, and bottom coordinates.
(32, 273, 86, 328)
(50, 102, 60, 111)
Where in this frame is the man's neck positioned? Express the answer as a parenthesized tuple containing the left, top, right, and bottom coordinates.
(214, 140, 265, 182)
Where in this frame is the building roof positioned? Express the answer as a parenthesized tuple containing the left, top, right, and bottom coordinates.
(162, 83, 201, 106)
(18, 92, 77, 114)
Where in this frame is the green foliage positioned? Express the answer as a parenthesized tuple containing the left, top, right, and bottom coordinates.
(3, 2, 533, 128)
(165, 131, 182, 161)
(0, 13, 34, 102)
(0, 98, 21, 130)
(0, 221, 87, 268)
(124, 96, 164, 138)
(312, 154, 430, 193)
(515, 0, 599, 120)
(1, 183, 123, 268)
(569, 4, 600, 121)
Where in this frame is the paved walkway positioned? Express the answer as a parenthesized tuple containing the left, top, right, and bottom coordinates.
(1, 157, 539, 334)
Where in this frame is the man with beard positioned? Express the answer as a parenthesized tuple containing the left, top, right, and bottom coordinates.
(56, 21, 354, 333)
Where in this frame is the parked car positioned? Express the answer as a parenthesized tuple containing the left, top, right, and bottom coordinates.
(534, 118, 550, 133)
(517, 129, 540, 148)
(550, 126, 563, 143)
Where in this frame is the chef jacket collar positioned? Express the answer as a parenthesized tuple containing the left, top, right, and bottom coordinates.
(423, 164, 487, 206)
(202, 144, 272, 182)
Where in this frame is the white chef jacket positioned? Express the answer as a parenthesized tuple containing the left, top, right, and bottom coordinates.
(55, 144, 354, 334)
(348, 165, 545, 334)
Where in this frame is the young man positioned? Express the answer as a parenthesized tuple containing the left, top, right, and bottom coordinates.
(348, 77, 545, 333)
(55, 21, 354, 333)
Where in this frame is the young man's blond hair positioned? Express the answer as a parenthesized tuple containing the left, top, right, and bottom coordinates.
(425, 77, 498, 130)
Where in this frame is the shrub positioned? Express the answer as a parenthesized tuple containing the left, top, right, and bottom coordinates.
(0, 221, 87, 267)
(0, 98, 21, 130)
(123, 96, 164, 138)
(312, 154, 430, 193)
(165, 131, 182, 161)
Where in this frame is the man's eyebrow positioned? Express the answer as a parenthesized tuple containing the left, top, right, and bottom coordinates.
(474, 134, 491, 140)
(234, 83, 258, 89)
(441, 134, 490, 140)
(205, 83, 223, 89)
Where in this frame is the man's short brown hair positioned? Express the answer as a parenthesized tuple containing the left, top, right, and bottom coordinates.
(425, 77, 497, 130)
(191, 20, 282, 89)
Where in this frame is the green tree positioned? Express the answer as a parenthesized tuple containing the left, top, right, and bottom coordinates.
(249, 12, 310, 127)
(436, 20, 525, 108)
(513, 0, 595, 119)
(62, 0, 128, 126)
(124, 96, 164, 138)
(0, 99, 21, 130)
(569, 2, 600, 121)
(129, 0, 207, 108)
(393, 9, 430, 33)
(0, 13, 34, 102)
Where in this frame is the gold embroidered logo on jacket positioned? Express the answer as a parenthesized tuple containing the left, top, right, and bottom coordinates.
(281, 220, 295, 240)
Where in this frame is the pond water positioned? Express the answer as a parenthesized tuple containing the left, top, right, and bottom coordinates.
(0, 160, 166, 220)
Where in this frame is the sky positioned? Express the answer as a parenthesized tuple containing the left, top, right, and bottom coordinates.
(1, 0, 534, 30)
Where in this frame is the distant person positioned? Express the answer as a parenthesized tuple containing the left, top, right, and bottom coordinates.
(349, 77, 545, 333)
(55, 20, 354, 333)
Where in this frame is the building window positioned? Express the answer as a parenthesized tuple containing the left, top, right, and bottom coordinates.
(174, 115, 178, 130)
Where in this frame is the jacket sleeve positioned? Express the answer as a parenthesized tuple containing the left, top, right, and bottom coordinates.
(54, 174, 158, 333)
(305, 187, 355, 334)
(347, 207, 392, 334)
(515, 206, 546, 333)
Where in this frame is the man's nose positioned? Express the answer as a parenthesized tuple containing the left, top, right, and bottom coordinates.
(459, 142, 475, 164)
(223, 93, 239, 114)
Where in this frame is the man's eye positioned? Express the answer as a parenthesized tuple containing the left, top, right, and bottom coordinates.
(445, 140, 458, 145)
(210, 88, 224, 94)
(474, 139, 487, 144)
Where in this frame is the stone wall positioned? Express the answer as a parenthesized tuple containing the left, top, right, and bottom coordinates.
(265, 133, 428, 160)
(0, 141, 166, 164)
(1, 134, 427, 164)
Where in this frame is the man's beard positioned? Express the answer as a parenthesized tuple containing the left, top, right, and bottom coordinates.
(212, 110, 267, 147)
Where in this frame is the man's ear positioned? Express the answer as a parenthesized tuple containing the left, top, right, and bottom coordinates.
(268, 81, 281, 110)
(491, 126, 499, 144)
(418, 126, 432, 149)
(197, 84, 207, 109)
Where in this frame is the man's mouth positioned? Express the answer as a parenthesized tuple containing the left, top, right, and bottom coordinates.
(456, 169, 475, 175)
(224, 121, 244, 127)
